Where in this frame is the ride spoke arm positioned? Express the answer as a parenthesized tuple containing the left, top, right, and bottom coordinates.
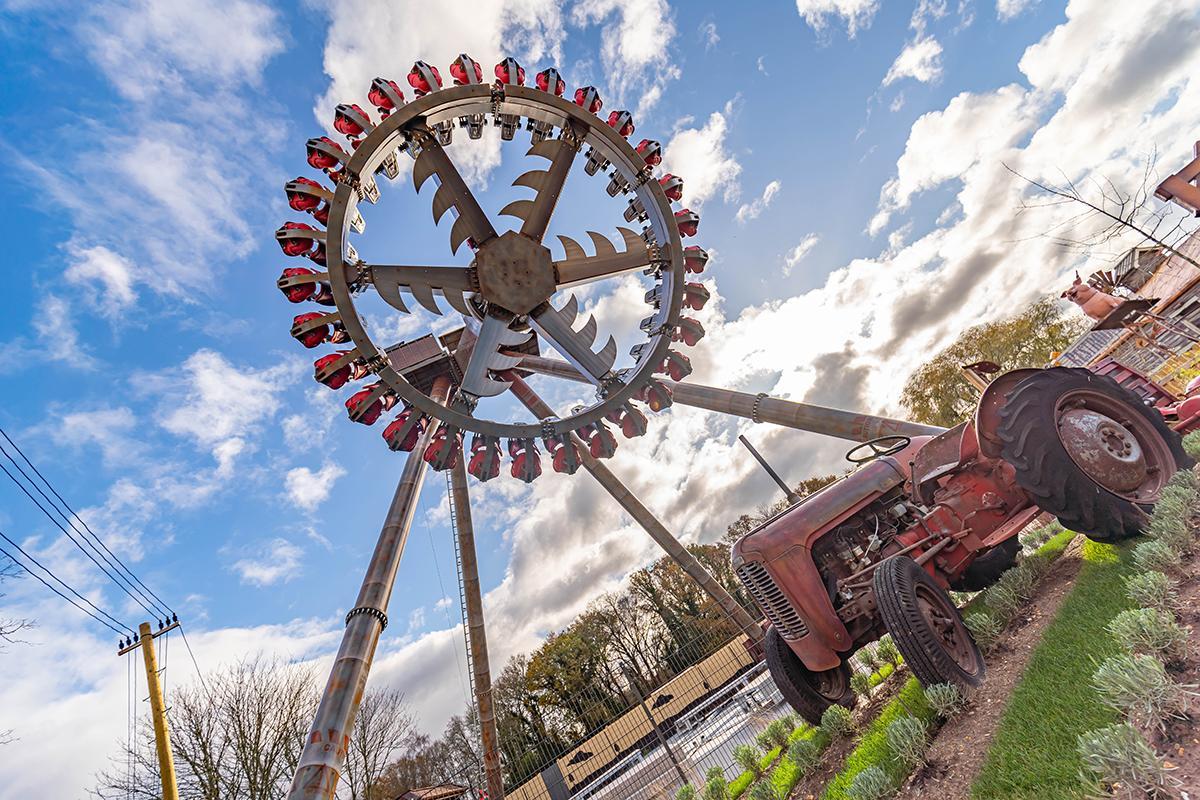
(552, 228, 651, 288)
(367, 264, 478, 316)
(412, 126, 498, 253)
(527, 298, 617, 385)
(457, 314, 528, 401)
(516, 127, 581, 241)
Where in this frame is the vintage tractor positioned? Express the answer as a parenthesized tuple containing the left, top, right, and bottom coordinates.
(731, 366, 1191, 723)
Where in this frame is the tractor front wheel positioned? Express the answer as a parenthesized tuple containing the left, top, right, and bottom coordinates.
(996, 367, 1191, 542)
(763, 625, 854, 726)
(875, 555, 985, 690)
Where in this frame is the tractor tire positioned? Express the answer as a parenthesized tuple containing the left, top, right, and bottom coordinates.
(996, 367, 1192, 543)
(951, 536, 1020, 592)
(874, 556, 985, 690)
(763, 625, 854, 725)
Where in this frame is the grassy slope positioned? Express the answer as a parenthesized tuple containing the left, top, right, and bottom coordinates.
(820, 678, 936, 799)
(970, 539, 1135, 799)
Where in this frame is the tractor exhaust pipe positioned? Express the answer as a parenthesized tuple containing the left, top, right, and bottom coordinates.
(514, 355, 945, 442)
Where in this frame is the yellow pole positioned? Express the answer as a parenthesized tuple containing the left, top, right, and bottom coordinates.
(139, 621, 179, 800)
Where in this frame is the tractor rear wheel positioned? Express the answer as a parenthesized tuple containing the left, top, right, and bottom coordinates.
(874, 555, 985, 690)
(951, 536, 1020, 592)
(763, 625, 854, 725)
(996, 367, 1191, 542)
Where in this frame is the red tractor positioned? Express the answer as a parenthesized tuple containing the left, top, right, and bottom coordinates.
(732, 366, 1190, 723)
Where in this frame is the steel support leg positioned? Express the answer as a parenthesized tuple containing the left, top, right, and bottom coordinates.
(515, 355, 946, 441)
(449, 451, 506, 800)
(505, 373, 763, 643)
(288, 377, 451, 800)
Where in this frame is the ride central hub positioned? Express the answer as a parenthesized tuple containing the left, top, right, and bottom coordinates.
(473, 230, 556, 315)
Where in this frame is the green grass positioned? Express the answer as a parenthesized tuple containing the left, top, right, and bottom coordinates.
(970, 539, 1136, 799)
(820, 678, 936, 799)
(728, 769, 754, 799)
(771, 730, 832, 796)
(868, 662, 895, 688)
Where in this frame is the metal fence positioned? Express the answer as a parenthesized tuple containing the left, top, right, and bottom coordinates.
(499, 625, 800, 800)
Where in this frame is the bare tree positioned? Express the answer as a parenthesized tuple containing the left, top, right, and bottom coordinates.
(1006, 154, 1200, 270)
(0, 555, 33, 649)
(342, 687, 417, 800)
(94, 657, 318, 800)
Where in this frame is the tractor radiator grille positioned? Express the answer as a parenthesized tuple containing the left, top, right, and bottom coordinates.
(736, 561, 809, 640)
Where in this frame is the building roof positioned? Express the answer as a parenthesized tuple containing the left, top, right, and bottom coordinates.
(398, 783, 469, 800)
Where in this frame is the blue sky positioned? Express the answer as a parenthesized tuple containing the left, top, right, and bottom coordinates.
(2, 0, 1199, 796)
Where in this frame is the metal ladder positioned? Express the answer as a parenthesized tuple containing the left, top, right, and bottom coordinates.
(446, 470, 478, 705)
(445, 470, 485, 795)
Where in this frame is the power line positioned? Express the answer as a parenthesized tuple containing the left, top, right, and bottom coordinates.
(0, 434, 167, 619)
(0, 456, 162, 621)
(0, 428, 174, 616)
(177, 623, 210, 697)
(0, 529, 130, 636)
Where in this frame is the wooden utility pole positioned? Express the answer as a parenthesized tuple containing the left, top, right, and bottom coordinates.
(118, 619, 181, 800)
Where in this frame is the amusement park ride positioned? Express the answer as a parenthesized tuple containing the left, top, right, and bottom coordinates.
(271, 54, 1191, 800)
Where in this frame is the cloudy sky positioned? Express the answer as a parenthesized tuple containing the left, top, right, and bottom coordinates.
(2, 0, 1199, 795)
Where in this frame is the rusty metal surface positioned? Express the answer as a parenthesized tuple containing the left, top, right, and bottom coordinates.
(448, 454, 505, 800)
(1054, 387, 1173, 502)
(288, 377, 451, 800)
(473, 230, 557, 315)
(974, 368, 1040, 458)
(515, 354, 945, 441)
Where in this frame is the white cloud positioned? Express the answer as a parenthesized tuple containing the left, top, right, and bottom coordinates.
(663, 104, 743, 207)
(229, 537, 305, 586)
(571, 0, 679, 116)
(701, 21, 720, 49)
(757, 56, 769, 76)
(735, 181, 782, 224)
(434, 596, 453, 610)
(80, 0, 282, 101)
(10, 0, 286, 315)
(63, 243, 137, 318)
(48, 407, 142, 467)
(883, 36, 944, 86)
(284, 462, 348, 512)
(143, 350, 299, 465)
(794, 0, 880, 38)
(784, 234, 821, 275)
(869, 83, 1030, 235)
(32, 295, 97, 370)
(997, 0, 1038, 21)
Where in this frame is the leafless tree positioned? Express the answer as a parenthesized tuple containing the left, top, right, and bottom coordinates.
(0, 555, 33, 747)
(93, 657, 318, 800)
(342, 687, 417, 800)
(0, 556, 33, 649)
(1006, 153, 1200, 270)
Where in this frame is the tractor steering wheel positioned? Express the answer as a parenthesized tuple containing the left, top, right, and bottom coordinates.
(846, 435, 912, 464)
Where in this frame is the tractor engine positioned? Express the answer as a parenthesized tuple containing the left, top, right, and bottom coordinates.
(732, 428, 1035, 674)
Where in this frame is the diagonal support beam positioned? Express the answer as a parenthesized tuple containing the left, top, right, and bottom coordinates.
(513, 354, 946, 441)
(288, 376, 453, 800)
(449, 452, 505, 800)
(504, 373, 763, 644)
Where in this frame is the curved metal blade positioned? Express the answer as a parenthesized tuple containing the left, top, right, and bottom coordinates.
(519, 127, 580, 241)
(460, 314, 517, 398)
(558, 235, 586, 261)
(554, 227, 650, 288)
(432, 183, 454, 223)
(498, 199, 534, 224)
(528, 297, 617, 385)
(368, 264, 476, 314)
(513, 170, 549, 191)
(412, 126, 498, 250)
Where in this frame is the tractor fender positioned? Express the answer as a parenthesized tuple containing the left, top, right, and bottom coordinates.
(975, 369, 1042, 458)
